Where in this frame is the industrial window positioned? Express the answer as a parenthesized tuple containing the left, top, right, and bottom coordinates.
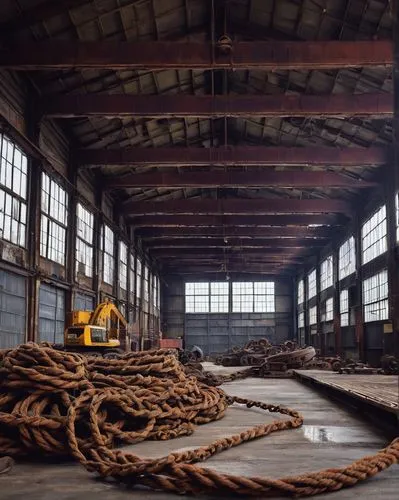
(320, 256, 333, 291)
(153, 275, 159, 310)
(298, 311, 304, 328)
(363, 270, 388, 323)
(0, 134, 28, 247)
(297, 279, 304, 305)
(340, 289, 349, 327)
(308, 270, 317, 299)
(156, 276, 161, 309)
(136, 257, 142, 299)
(185, 282, 210, 313)
(101, 224, 114, 285)
(129, 252, 135, 296)
(210, 282, 229, 313)
(143, 265, 149, 302)
(361, 205, 387, 265)
(40, 173, 68, 265)
(309, 305, 317, 326)
(322, 297, 333, 322)
(119, 241, 127, 290)
(232, 282, 275, 313)
(339, 236, 356, 281)
(75, 202, 93, 277)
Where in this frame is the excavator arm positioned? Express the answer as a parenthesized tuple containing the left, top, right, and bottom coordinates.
(90, 301, 127, 337)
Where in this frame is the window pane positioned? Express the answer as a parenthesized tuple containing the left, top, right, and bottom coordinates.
(308, 270, 317, 299)
(362, 270, 388, 322)
(361, 206, 387, 265)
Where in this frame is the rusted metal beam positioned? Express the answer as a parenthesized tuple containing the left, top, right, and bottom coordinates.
(122, 198, 351, 215)
(79, 146, 388, 167)
(146, 238, 325, 248)
(0, 41, 392, 70)
(163, 266, 293, 275)
(129, 214, 345, 227)
(156, 256, 304, 263)
(42, 93, 392, 118)
(150, 247, 308, 258)
(138, 226, 333, 239)
(106, 170, 376, 189)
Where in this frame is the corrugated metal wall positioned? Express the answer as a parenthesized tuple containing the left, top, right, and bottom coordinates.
(0, 270, 26, 348)
(163, 276, 293, 356)
(38, 284, 65, 344)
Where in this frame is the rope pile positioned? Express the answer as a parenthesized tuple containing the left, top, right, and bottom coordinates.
(0, 343, 398, 497)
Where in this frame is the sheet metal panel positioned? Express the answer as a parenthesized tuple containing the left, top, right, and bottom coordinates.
(0, 270, 26, 348)
(38, 283, 65, 344)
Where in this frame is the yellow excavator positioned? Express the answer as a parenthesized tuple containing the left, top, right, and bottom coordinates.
(64, 300, 128, 357)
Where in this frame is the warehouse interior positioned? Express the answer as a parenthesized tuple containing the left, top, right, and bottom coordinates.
(0, 0, 398, 498)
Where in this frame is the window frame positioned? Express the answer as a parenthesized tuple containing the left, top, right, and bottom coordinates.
(101, 224, 114, 285)
(297, 279, 304, 305)
(362, 270, 389, 323)
(320, 255, 333, 292)
(185, 282, 210, 313)
(136, 257, 142, 300)
(0, 133, 28, 248)
(119, 241, 128, 291)
(340, 289, 349, 327)
(307, 270, 317, 299)
(232, 281, 275, 313)
(40, 172, 68, 265)
(309, 305, 317, 326)
(75, 202, 94, 278)
(339, 236, 356, 281)
(361, 205, 387, 265)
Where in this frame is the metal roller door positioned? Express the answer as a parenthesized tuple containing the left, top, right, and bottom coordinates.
(74, 292, 94, 311)
(0, 270, 26, 348)
(38, 283, 65, 344)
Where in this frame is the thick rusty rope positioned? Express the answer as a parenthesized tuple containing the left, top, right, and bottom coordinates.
(0, 343, 398, 496)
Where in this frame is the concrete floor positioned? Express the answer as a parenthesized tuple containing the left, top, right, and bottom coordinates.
(1, 369, 398, 500)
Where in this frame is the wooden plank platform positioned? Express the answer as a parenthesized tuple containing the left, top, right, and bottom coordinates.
(295, 370, 399, 415)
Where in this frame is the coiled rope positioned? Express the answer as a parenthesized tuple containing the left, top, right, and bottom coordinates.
(0, 343, 398, 496)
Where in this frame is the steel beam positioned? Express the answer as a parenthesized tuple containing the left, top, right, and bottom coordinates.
(146, 238, 325, 248)
(163, 266, 292, 275)
(150, 247, 306, 256)
(0, 41, 392, 70)
(138, 226, 333, 239)
(122, 198, 351, 215)
(129, 214, 345, 227)
(42, 93, 392, 118)
(106, 170, 376, 189)
(79, 146, 388, 168)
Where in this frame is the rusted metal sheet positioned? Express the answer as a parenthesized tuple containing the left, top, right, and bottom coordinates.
(42, 93, 393, 118)
(106, 170, 377, 189)
(122, 198, 352, 215)
(79, 146, 388, 167)
(0, 41, 392, 70)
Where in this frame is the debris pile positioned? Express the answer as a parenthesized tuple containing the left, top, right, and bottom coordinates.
(215, 339, 298, 367)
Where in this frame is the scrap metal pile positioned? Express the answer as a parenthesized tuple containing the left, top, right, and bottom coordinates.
(0, 342, 398, 497)
(215, 339, 317, 374)
(332, 355, 399, 375)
